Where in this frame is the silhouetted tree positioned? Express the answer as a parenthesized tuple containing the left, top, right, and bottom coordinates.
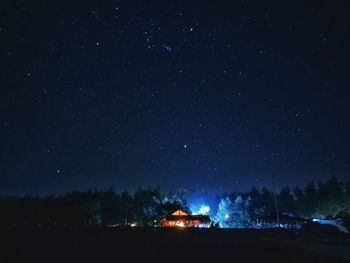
(133, 187, 161, 226)
(1, 176, 350, 227)
(278, 186, 294, 212)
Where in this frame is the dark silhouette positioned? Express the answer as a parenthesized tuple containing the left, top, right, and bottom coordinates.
(1, 176, 350, 227)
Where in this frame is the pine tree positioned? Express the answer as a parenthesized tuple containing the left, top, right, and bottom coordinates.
(231, 195, 250, 228)
(215, 195, 250, 228)
(215, 197, 234, 228)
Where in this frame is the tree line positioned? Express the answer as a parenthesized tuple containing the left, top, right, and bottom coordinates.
(0, 187, 189, 227)
(216, 176, 350, 227)
(1, 176, 350, 227)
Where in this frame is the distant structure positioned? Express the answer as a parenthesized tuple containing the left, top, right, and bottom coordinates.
(160, 209, 211, 228)
(254, 212, 306, 229)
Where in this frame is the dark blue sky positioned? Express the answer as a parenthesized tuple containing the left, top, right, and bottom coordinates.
(1, 1, 350, 195)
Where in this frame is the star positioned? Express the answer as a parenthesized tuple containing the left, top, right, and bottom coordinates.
(1, 0, 348, 196)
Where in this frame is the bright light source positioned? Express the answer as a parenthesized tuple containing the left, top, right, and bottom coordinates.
(175, 221, 185, 227)
(198, 205, 210, 215)
(192, 204, 210, 215)
(225, 214, 229, 219)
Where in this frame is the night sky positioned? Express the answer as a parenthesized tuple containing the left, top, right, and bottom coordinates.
(1, 1, 350, 195)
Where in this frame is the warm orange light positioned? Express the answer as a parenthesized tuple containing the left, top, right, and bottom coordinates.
(175, 221, 185, 227)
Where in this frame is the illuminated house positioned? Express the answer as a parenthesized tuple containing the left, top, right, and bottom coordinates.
(160, 209, 211, 228)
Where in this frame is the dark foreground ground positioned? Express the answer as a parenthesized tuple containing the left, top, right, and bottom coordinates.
(2, 227, 350, 263)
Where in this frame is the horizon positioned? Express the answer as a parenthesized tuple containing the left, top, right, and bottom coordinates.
(1, 175, 346, 197)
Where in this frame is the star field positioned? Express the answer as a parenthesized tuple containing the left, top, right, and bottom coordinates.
(1, 1, 350, 195)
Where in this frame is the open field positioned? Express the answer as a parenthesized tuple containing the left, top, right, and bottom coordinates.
(2, 227, 350, 262)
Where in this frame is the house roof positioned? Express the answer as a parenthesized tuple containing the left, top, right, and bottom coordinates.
(162, 209, 211, 223)
(171, 209, 188, 216)
(258, 213, 306, 223)
(163, 214, 211, 223)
